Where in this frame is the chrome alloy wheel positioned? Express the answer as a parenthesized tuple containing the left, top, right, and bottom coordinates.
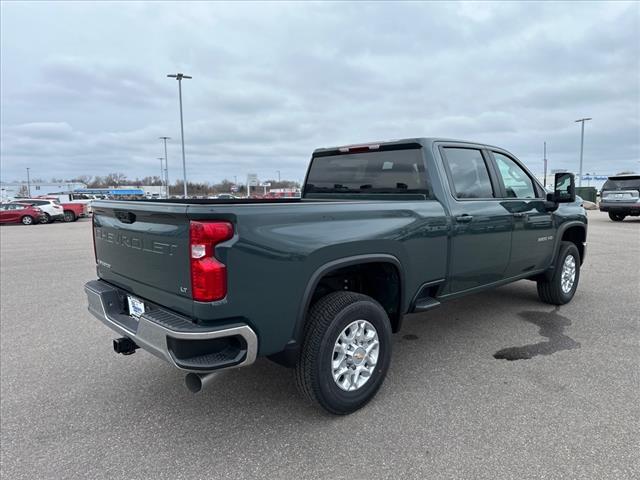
(332, 320, 379, 392)
(561, 254, 576, 294)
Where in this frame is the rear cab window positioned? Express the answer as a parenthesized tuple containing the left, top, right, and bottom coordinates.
(304, 146, 430, 197)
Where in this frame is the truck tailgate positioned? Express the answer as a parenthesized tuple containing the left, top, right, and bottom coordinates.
(92, 202, 193, 312)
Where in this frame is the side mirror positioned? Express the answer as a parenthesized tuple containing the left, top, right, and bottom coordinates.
(551, 172, 576, 203)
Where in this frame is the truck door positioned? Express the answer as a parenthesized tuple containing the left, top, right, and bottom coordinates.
(439, 146, 513, 293)
(489, 150, 555, 276)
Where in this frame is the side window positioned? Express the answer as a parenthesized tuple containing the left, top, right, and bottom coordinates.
(442, 148, 494, 199)
(493, 152, 537, 199)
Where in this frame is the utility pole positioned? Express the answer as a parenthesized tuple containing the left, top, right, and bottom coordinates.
(26, 167, 31, 197)
(543, 141, 547, 190)
(159, 136, 171, 198)
(277, 170, 281, 182)
(167, 73, 192, 198)
(575, 117, 592, 187)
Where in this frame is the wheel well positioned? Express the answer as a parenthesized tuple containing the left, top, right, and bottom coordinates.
(309, 262, 402, 332)
(561, 226, 586, 264)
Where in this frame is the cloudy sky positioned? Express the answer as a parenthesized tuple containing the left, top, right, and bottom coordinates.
(1, 1, 638, 185)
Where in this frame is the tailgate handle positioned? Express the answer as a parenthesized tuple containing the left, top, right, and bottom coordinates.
(115, 211, 136, 224)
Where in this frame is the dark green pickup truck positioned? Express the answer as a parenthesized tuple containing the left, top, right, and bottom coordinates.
(85, 138, 587, 414)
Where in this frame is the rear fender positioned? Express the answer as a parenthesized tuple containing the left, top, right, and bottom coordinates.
(269, 254, 404, 368)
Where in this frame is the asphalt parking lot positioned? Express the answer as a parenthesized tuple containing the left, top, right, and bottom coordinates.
(1, 212, 638, 479)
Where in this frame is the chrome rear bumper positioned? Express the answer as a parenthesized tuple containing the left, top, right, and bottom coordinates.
(84, 280, 258, 372)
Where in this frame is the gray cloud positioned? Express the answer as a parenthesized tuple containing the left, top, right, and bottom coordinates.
(1, 1, 638, 185)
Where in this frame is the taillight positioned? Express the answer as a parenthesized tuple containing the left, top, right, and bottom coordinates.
(189, 221, 234, 301)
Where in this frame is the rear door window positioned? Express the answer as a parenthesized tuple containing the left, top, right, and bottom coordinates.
(441, 148, 494, 199)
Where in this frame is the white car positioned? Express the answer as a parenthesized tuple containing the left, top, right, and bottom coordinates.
(16, 199, 64, 223)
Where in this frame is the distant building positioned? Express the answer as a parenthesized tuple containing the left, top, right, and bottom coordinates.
(532, 173, 609, 192)
(268, 188, 301, 198)
(74, 187, 145, 196)
(72, 186, 164, 197)
(0, 182, 87, 202)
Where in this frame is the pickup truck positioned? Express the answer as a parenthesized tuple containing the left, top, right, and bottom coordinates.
(57, 202, 88, 222)
(84, 138, 587, 414)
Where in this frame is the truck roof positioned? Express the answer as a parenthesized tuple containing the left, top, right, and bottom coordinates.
(312, 137, 503, 154)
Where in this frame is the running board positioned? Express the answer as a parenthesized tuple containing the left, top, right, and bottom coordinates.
(413, 297, 441, 312)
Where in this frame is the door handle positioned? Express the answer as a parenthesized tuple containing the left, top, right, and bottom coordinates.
(455, 214, 473, 223)
(513, 212, 527, 218)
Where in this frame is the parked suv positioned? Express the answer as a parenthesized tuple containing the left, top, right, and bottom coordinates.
(15, 199, 64, 223)
(599, 174, 640, 221)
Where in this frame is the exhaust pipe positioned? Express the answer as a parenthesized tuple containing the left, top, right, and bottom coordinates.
(113, 337, 138, 355)
(185, 372, 218, 393)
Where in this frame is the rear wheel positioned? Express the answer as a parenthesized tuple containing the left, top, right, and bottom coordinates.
(63, 210, 76, 222)
(608, 212, 625, 222)
(295, 291, 392, 415)
(42, 213, 52, 224)
(21, 215, 34, 225)
(537, 241, 580, 305)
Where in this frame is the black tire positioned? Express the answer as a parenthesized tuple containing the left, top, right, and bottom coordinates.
(21, 215, 34, 225)
(63, 210, 76, 222)
(608, 212, 625, 222)
(295, 291, 392, 415)
(537, 241, 580, 305)
(42, 213, 52, 224)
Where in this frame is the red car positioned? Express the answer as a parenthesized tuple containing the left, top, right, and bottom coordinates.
(0, 203, 45, 225)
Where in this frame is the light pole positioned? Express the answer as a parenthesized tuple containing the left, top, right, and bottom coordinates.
(277, 170, 281, 182)
(167, 73, 192, 198)
(26, 167, 31, 197)
(543, 142, 547, 190)
(575, 117, 592, 187)
(159, 136, 170, 197)
(158, 157, 165, 197)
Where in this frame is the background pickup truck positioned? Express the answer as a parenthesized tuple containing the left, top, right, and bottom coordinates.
(85, 137, 587, 414)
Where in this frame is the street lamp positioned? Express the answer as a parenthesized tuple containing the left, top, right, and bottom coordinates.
(159, 136, 171, 197)
(167, 73, 192, 198)
(575, 117, 592, 187)
(26, 167, 31, 197)
(543, 142, 547, 190)
(158, 157, 165, 197)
